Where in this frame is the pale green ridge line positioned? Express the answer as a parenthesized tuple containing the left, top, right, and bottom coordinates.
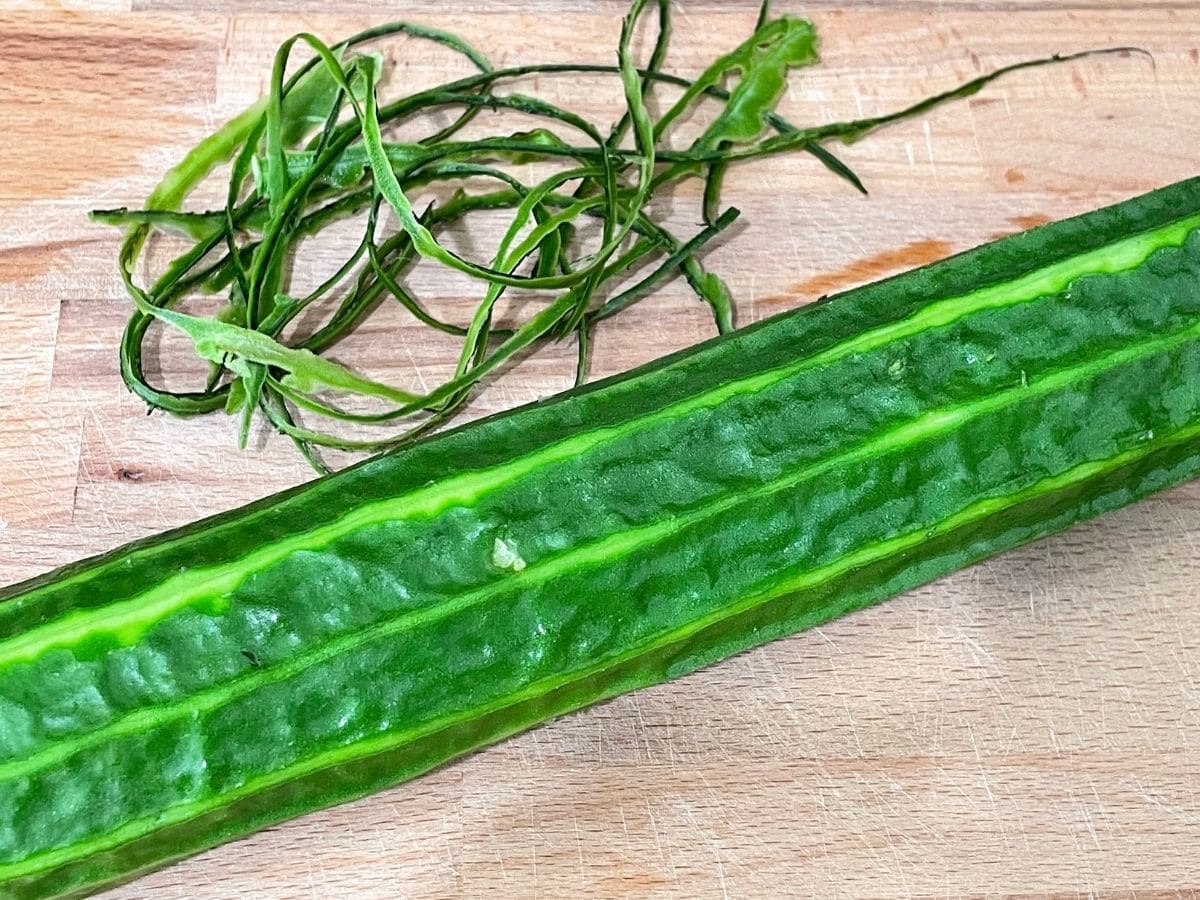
(3, 307, 1198, 797)
(1, 212, 1197, 669)
(8, 387, 1200, 886)
(8, 205, 1199, 622)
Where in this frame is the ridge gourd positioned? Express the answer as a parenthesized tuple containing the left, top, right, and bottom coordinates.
(4, 177, 1200, 897)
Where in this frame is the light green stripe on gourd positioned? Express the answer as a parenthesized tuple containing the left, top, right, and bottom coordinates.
(6, 406, 1199, 885)
(1, 302, 1198, 801)
(2, 211, 1197, 667)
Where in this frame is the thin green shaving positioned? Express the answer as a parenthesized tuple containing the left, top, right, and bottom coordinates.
(93, 1, 1137, 472)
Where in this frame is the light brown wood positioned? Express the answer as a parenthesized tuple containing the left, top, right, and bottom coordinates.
(2, 1, 1200, 896)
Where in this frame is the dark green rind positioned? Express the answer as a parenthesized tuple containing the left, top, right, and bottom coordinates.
(5, 196, 1200, 767)
(4, 177, 1199, 632)
(11, 419, 1200, 900)
(4, 178, 1200, 898)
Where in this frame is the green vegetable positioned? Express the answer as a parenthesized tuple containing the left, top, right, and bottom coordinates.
(5, 176, 1200, 898)
(94, 1, 1132, 471)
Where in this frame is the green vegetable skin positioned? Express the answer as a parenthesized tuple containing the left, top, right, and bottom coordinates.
(5, 178, 1200, 897)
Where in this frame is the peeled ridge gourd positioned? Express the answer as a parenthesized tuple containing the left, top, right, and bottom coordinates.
(6, 177, 1200, 898)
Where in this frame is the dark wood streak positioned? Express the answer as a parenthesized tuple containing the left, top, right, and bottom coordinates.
(759, 239, 955, 308)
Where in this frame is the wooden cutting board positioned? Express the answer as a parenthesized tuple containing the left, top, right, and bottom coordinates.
(2, 1, 1199, 895)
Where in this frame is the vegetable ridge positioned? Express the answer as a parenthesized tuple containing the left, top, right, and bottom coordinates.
(7, 395, 1199, 885)
(3, 211, 1198, 668)
(6, 284, 1200, 879)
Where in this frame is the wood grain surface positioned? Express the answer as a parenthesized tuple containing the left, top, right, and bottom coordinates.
(2, 1, 1200, 896)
